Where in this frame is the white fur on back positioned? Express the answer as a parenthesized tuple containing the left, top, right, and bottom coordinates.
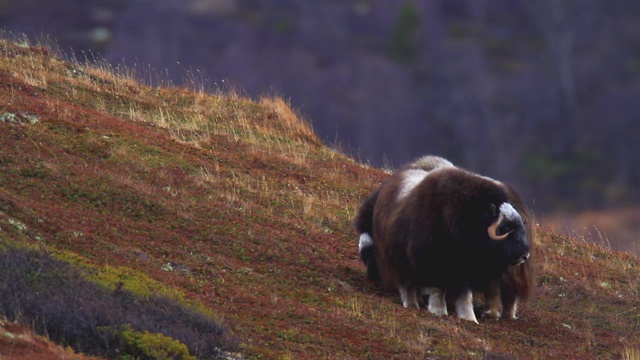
(397, 160, 454, 201)
(397, 169, 428, 201)
(397, 160, 516, 221)
(409, 156, 454, 171)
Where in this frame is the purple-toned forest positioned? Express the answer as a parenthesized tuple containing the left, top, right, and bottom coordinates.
(3, 0, 640, 214)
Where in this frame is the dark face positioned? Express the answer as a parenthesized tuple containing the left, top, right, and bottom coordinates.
(487, 203, 530, 266)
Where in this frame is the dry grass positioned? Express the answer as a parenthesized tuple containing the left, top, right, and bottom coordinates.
(544, 207, 640, 255)
(0, 319, 99, 360)
(1, 33, 318, 164)
(624, 347, 640, 360)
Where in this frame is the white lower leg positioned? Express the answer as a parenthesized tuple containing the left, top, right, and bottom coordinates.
(399, 286, 420, 309)
(455, 289, 479, 323)
(358, 233, 373, 253)
(423, 287, 448, 316)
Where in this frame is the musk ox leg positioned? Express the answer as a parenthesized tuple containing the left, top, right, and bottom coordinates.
(482, 280, 502, 319)
(399, 286, 420, 309)
(454, 289, 479, 324)
(502, 294, 519, 320)
(482, 280, 524, 320)
(358, 233, 373, 254)
(422, 287, 448, 316)
(503, 299, 519, 320)
(358, 233, 381, 282)
(355, 188, 383, 282)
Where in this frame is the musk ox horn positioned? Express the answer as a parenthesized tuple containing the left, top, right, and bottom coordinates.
(487, 215, 511, 241)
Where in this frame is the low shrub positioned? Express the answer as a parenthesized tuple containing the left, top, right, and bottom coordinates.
(103, 324, 196, 360)
(0, 247, 238, 359)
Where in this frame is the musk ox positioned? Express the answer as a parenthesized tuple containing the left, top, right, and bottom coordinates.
(355, 156, 534, 323)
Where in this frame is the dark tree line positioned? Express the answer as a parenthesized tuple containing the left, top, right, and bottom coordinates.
(3, 0, 640, 210)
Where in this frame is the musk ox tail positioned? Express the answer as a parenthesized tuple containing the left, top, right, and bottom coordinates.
(355, 188, 381, 283)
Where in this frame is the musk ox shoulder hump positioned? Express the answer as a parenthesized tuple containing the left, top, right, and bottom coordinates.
(397, 169, 428, 201)
(404, 155, 454, 172)
(397, 156, 455, 201)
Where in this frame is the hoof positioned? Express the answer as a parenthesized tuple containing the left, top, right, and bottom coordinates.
(428, 306, 448, 316)
(482, 309, 501, 319)
(457, 312, 479, 324)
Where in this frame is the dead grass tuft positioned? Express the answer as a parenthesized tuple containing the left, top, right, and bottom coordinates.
(623, 347, 640, 360)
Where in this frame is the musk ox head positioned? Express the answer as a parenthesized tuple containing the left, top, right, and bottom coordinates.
(484, 202, 530, 267)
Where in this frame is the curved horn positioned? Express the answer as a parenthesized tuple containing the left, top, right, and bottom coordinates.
(488, 217, 510, 241)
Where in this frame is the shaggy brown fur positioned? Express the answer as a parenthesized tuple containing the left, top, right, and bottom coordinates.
(356, 156, 535, 321)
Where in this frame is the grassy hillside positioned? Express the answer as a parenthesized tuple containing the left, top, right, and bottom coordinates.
(0, 34, 639, 359)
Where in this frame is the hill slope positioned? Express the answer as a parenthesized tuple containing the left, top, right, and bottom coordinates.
(0, 35, 639, 359)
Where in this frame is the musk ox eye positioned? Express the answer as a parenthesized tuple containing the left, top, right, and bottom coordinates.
(499, 225, 512, 235)
(503, 223, 517, 233)
(487, 204, 521, 241)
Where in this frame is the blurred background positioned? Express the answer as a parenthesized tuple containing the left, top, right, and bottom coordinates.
(2, 0, 639, 254)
